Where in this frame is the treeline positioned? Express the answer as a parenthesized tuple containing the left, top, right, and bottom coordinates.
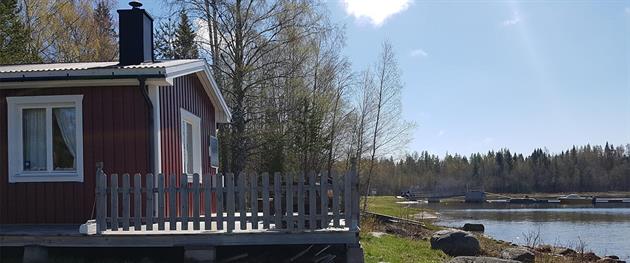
(367, 143, 630, 195)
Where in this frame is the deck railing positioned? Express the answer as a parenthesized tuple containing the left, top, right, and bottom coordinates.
(94, 163, 359, 234)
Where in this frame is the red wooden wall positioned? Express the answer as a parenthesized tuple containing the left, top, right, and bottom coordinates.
(0, 86, 152, 224)
(159, 75, 217, 216)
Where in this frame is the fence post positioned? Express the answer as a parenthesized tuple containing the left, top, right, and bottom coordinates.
(95, 162, 105, 234)
(350, 158, 359, 231)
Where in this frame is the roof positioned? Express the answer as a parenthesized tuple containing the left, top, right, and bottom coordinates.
(0, 59, 231, 122)
(0, 60, 197, 73)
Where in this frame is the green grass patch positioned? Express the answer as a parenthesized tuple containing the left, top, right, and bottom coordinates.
(361, 232, 449, 263)
(363, 196, 423, 219)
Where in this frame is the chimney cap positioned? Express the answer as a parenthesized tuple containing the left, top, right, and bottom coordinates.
(129, 1, 142, 8)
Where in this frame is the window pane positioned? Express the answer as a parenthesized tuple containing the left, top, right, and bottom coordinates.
(23, 108, 47, 171)
(185, 122, 194, 174)
(53, 107, 76, 171)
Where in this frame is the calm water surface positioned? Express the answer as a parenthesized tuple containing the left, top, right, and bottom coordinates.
(421, 202, 630, 259)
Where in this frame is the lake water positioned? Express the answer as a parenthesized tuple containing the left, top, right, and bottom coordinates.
(422, 202, 630, 260)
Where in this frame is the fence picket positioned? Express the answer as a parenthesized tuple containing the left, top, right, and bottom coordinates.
(309, 172, 316, 230)
(192, 173, 200, 230)
(122, 173, 130, 231)
(216, 173, 224, 231)
(344, 171, 351, 229)
(157, 174, 165, 230)
(146, 173, 154, 231)
(250, 173, 258, 230)
(274, 172, 282, 230)
(297, 173, 304, 231)
(262, 173, 270, 229)
(320, 172, 328, 229)
(181, 174, 189, 231)
(110, 174, 118, 231)
(226, 173, 235, 233)
(169, 175, 177, 230)
(95, 163, 106, 233)
(134, 174, 142, 230)
(332, 172, 340, 228)
(286, 173, 293, 231)
(238, 173, 247, 230)
(203, 173, 211, 230)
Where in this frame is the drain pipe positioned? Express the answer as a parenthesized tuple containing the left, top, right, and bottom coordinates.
(137, 77, 156, 174)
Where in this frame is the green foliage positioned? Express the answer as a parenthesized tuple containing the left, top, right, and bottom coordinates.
(0, 0, 39, 64)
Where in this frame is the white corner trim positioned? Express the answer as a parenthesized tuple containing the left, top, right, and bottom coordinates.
(7, 95, 84, 183)
(180, 108, 202, 183)
(148, 85, 162, 175)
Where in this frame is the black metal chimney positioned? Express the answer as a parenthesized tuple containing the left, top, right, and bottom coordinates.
(118, 1, 154, 65)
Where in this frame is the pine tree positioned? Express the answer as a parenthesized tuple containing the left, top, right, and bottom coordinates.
(173, 10, 199, 59)
(0, 0, 39, 64)
(93, 0, 117, 61)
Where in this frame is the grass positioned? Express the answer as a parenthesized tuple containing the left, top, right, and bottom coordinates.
(363, 196, 423, 219)
(361, 232, 448, 263)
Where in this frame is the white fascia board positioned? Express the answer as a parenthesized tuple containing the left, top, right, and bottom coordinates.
(0, 78, 171, 89)
(0, 67, 166, 79)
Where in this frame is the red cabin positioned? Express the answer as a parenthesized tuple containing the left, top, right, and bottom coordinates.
(0, 3, 362, 262)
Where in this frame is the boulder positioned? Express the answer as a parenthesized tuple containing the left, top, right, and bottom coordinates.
(558, 248, 576, 256)
(463, 223, 485, 232)
(597, 257, 626, 263)
(448, 256, 520, 263)
(430, 230, 480, 256)
(582, 252, 601, 261)
(500, 248, 534, 263)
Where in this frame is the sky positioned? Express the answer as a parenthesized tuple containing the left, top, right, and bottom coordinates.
(120, 0, 630, 157)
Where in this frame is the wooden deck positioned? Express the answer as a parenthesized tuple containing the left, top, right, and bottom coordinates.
(1, 164, 361, 250)
(0, 224, 358, 247)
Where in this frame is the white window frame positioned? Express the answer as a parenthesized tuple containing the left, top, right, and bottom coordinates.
(7, 95, 84, 183)
(180, 108, 202, 183)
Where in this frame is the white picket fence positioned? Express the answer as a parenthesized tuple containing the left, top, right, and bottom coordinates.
(94, 163, 359, 234)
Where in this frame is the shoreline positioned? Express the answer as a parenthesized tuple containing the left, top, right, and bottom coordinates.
(365, 196, 628, 262)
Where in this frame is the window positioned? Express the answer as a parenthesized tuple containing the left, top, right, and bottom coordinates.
(7, 95, 84, 182)
(180, 109, 201, 182)
(210, 135, 219, 168)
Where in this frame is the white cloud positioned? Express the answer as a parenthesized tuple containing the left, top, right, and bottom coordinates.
(502, 11, 521, 26)
(625, 7, 630, 15)
(410, 48, 428, 57)
(437, 130, 445, 137)
(342, 0, 413, 27)
(482, 137, 494, 144)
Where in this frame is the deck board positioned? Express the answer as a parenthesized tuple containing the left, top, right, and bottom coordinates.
(0, 222, 357, 248)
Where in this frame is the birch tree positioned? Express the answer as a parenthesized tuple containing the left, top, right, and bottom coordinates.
(362, 41, 413, 211)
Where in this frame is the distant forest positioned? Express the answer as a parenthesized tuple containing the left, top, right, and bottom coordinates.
(365, 143, 630, 195)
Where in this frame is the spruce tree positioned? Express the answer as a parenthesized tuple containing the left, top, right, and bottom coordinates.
(174, 10, 199, 59)
(0, 0, 38, 64)
(93, 0, 118, 61)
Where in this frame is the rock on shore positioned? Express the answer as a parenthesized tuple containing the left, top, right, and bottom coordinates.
(500, 247, 534, 263)
(448, 256, 521, 263)
(430, 230, 480, 256)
